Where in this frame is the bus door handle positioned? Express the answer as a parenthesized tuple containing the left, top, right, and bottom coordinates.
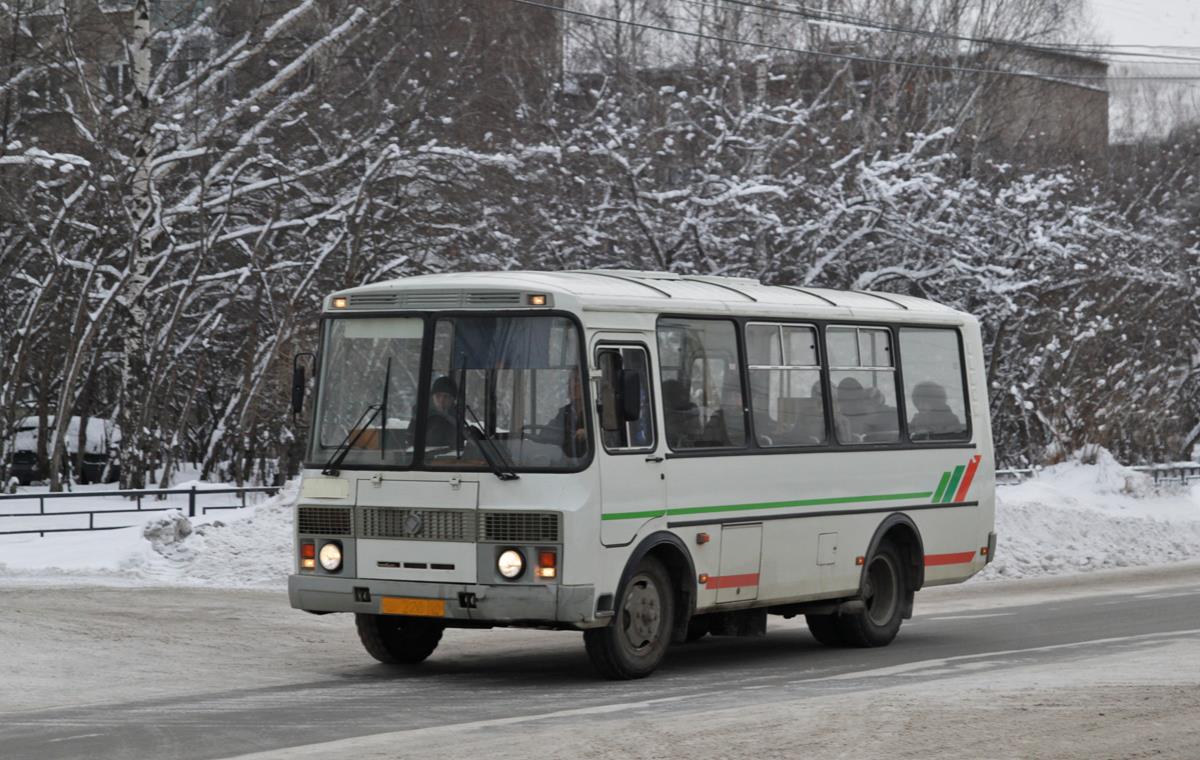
(645, 455, 664, 463)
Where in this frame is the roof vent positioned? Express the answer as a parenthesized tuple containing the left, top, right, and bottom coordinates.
(465, 292, 523, 306)
(348, 293, 399, 308)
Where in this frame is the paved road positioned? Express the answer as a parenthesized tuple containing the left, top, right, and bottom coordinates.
(4, 568, 1200, 760)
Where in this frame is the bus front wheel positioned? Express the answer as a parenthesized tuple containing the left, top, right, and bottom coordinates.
(584, 556, 675, 679)
(355, 613, 444, 665)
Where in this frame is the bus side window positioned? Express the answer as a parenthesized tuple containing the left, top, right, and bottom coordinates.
(746, 323, 826, 447)
(827, 326, 901, 444)
(899, 328, 970, 441)
(656, 318, 746, 450)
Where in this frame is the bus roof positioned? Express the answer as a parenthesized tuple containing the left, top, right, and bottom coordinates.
(327, 270, 972, 323)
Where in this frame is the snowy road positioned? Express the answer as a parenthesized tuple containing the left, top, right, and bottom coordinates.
(3, 564, 1200, 760)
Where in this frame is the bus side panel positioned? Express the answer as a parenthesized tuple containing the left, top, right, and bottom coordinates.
(667, 445, 993, 612)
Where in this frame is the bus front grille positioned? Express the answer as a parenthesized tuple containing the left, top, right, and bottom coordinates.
(478, 512, 561, 543)
(359, 507, 475, 542)
(297, 506, 353, 536)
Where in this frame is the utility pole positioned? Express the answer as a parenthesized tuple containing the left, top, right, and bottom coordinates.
(754, 0, 772, 104)
(118, 0, 155, 489)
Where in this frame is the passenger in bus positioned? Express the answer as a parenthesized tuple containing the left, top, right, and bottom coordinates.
(544, 368, 589, 458)
(862, 387, 900, 442)
(909, 381, 963, 439)
(833, 377, 869, 441)
(834, 378, 900, 442)
(661, 379, 700, 448)
(700, 383, 745, 447)
(423, 375, 459, 448)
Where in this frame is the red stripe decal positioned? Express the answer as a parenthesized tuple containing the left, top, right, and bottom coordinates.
(925, 551, 976, 566)
(705, 573, 761, 590)
(953, 454, 982, 502)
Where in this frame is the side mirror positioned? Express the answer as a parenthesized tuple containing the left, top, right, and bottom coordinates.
(620, 370, 642, 422)
(291, 352, 315, 416)
(291, 364, 306, 414)
(598, 352, 621, 433)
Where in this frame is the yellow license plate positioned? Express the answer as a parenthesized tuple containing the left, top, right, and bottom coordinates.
(379, 597, 446, 617)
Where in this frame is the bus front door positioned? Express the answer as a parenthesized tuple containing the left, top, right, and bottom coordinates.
(593, 340, 666, 546)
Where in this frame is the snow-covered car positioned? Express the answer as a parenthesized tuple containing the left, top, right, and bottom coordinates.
(10, 416, 121, 486)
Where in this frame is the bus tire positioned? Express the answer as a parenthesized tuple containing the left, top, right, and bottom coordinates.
(804, 613, 845, 646)
(838, 541, 906, 647)
(355, 613, 444, 665)
(584, 556, 674, 679)
(684, 615, 711, 642)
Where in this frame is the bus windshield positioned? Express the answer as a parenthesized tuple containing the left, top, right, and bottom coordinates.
(310, 317, 425, 469)
(308, 314, 589, 472)
(424, 315, 589, 472)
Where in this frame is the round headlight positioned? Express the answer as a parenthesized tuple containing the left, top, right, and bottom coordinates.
(318, 542, 343, 572)
(497, 549, 524, 579)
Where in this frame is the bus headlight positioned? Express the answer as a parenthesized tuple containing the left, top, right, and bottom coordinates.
(497, 549, 524, 579)
(318, 542, 343, 572)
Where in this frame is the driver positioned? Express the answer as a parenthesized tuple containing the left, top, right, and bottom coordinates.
(424, 375, 458, 448)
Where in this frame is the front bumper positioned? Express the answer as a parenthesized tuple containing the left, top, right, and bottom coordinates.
(288, 574, 599, 629)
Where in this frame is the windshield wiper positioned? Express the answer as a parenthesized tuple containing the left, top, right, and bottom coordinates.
(379, 356, 392, 461)
(322, 403, 381, 476)
(464, 405, 519, 481)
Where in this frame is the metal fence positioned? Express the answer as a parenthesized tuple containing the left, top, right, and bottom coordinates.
(0, 486, 281, 537)
(997, 463, 1200, 487)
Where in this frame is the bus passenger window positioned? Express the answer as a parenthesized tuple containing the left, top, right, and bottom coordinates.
(746, 323, 826, 446)
(899, 328, 970, 441)
(656, 319, 746, 450)
(827, 326, 900, 444)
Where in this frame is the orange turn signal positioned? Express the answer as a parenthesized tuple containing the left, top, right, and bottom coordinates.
(536, 550, 557, 579)
(855, 556, 865, 566)
(698, 573, 710, 584)
(696, 532, 710, 545)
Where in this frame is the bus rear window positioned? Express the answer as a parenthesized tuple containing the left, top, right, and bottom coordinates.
(899, 328, 970, 441)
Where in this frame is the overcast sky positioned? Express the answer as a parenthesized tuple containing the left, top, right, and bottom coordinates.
(1088, 0, 1200, 48)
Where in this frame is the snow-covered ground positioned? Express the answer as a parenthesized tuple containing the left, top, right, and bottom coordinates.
(0, 451, 1197, 587)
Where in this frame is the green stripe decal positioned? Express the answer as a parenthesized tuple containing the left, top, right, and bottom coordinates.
(601, 491, 934, 521)
(942, 466, 966, 503)
(932, 471, 952, 503)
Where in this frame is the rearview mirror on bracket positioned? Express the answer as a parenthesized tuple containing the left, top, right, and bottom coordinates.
(598, 351, 622, 432)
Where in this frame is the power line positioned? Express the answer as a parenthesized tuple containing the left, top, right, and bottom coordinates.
(518, 0, 1200, 83)
(716, 0, 1200, 66)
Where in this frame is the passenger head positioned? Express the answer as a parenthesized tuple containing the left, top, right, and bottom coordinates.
(912, 381, 947, 411)
(431, 376, 457, 413)
(836, 377, 866, 411)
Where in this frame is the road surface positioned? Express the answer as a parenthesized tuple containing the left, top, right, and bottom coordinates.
(2, 563, 1199, 759)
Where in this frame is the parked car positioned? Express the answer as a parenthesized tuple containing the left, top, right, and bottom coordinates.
(10, 417, 121, 486)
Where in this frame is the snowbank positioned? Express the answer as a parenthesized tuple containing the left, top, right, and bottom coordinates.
(0, 451, 1197, 587)
(980, 449, 1200, 580)
(0, 482, 297, 587)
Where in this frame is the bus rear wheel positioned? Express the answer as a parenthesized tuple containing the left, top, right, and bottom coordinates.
(838, 541, 906, 647)
(584, 556, 675, 679)
(355, 613, 444, 665)
(804, 613, 845, 646)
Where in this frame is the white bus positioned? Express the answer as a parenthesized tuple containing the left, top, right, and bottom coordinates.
(289, 271, 995, 679)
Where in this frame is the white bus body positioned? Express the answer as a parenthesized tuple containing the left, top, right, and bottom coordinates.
(289, 271, 996, 678)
